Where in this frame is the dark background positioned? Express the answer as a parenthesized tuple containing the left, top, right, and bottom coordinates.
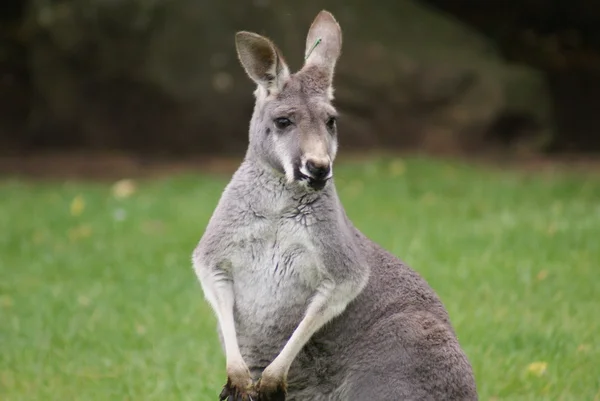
(1, 0, 599, 159)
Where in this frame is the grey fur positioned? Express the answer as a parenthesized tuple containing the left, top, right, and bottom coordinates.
(193, 10, 478, 401)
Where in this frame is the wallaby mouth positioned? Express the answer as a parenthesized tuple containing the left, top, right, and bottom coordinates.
(294, 168, 331, 191)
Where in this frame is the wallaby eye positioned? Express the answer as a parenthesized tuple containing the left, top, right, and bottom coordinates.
(326, 116, 337, 133)
(274, 117, 292, 130)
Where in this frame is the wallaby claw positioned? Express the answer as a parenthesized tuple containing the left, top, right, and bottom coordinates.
(256, 378, 286, 401)
(219, 378, 257, 401)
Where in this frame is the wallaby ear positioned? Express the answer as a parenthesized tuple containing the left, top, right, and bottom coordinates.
(303, 10, 342, 83)
(235, 31, 290, 95)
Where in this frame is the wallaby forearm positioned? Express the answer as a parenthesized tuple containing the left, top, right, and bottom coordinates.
(260, 274, 366, 385)
(195, 262, 252, 388)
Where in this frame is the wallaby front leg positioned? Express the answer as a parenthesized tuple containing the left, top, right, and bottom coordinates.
(199, 269, 256, 401)
(257, 279, 359, 400)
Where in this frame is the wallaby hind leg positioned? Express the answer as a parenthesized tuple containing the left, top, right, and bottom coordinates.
(346, 368, 477, 401)
(345, 313, 478, 401)
(345, 352, 477, 401)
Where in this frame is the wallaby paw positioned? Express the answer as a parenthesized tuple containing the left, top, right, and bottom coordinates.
(256, 377, 286, 401)
(218, 377, 258, 401)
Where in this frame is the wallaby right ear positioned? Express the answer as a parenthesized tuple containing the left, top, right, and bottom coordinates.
(302, 10, 342, 88)
(235, 31, 290, 95)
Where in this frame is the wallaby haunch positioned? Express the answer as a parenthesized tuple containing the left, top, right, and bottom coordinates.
(193, 10, 478, 401)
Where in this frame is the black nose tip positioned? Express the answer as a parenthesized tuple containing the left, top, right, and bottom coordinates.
(305, 160, 331, 180)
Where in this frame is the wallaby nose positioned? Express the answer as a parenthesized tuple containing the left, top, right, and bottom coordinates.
(305, 159, 331, 180)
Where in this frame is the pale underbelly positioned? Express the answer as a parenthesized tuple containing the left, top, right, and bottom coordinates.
(225, 228, 321, 371)
(230, 258, 315, 374)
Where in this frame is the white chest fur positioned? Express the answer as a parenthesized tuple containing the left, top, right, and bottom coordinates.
(227, 213, 322, 289)
(218, 202, 323, 331)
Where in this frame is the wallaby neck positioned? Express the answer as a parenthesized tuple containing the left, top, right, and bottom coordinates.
(232, 156, 338, 207)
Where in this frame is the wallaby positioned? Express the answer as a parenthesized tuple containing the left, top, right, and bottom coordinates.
(193, 10, 478, 401)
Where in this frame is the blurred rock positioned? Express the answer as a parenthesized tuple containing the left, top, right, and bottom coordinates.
(18, 0, 553, 154)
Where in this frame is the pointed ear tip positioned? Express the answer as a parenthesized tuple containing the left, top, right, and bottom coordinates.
(235, 31, 249, 45)
(316, 10, 338, 22)
(235, 32, 272, 52)
(235, 31, 276, 48)
(311, 10, 341, 37)
(235, 31, 254, 41)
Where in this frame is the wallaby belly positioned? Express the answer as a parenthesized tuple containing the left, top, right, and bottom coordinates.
(227, 215, 322, 377)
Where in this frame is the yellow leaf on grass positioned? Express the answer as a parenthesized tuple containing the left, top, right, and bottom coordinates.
(388, 159, 406, 177)
(526, 361, 547, 377)
(68, 225, 93, 242)
(112, 179, 137, 199)
(345, 180, 364, 198)
(577, 344, 591, 353)
(443, 166, 457, 179)
(70, 195, 85, 216)
(536, 270, 549, 281)
(141, 220, 165, 235)
(32, 230, 46, 244)
(78, 295, 91, 307)
(421, 192, 436, 205)
(0, 295, 14, 308)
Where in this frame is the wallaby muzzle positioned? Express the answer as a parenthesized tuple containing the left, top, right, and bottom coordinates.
(295, 156, 332, 190)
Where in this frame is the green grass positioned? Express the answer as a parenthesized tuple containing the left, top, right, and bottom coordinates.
(1, 156, 599, 401)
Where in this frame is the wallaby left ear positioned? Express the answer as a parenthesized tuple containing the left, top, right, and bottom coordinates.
(303, 10, 342, 84)
(235, 31, 290, 95)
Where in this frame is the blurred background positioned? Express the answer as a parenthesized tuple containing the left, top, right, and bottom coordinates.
(2, 2, 600, 400)
(1, 0, 600, 170)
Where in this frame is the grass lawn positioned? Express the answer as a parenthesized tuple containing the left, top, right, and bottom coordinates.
(1, 156, 599, 400)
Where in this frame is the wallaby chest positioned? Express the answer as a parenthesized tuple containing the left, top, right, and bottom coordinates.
(223, 205, 325, 369)
(224, 195, 322, 321)
(227, 206, 322, 300)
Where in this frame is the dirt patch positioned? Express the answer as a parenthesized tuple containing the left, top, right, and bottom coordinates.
(0, 151, 241, 182)
(1, 150, 599, 182)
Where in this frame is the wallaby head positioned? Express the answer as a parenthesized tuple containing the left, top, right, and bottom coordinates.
(235, 10, 342, 191)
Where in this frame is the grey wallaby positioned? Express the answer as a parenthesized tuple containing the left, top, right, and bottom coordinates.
(193, 10, 478, 401)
